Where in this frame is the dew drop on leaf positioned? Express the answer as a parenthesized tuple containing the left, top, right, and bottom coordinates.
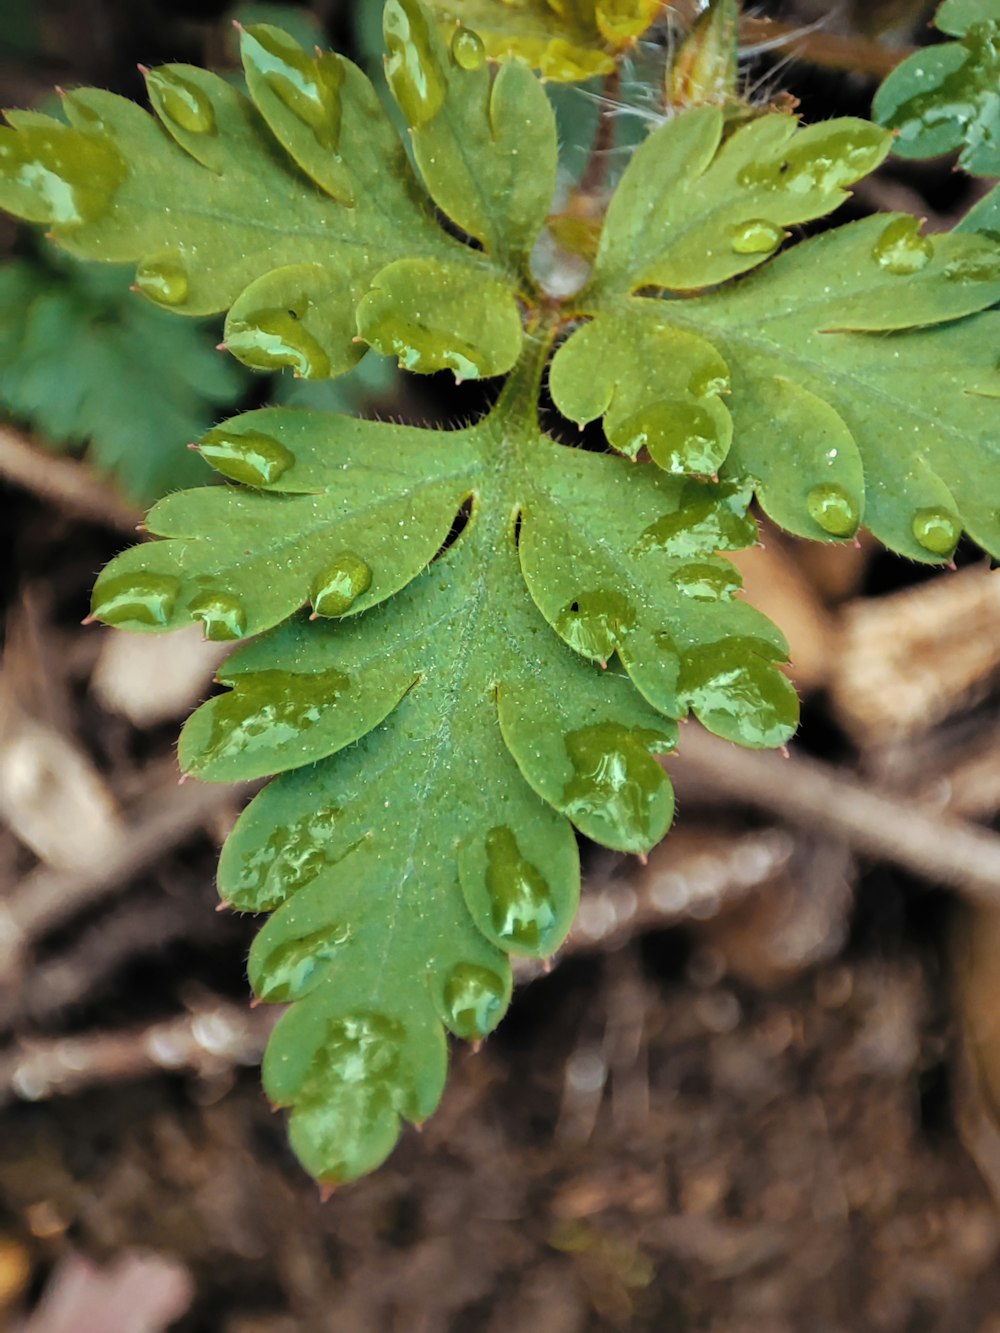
(188, 590, 247, 641)
(737, 125, 887, 193)
(226, 309, 332, 378)
(441, 963, 506, 1039)
(679, 640, 796, 748)
(805, 482, 861, 537)
(242, 25, 345, 149)
(384, 0, 446, 127)
(688, 365, 731, 398)
(230, 814, 341, 912)
(614, 400, 726, 474)
(636, 482, 758, 557)
(198, 427, 295, 487)
(563, 723, 673, 851)
(0, 126, 125, 226)
(484, 826, 557, 952)
(450, 24, 486, 71)
(870, 216, 933, 275)
(134, 253, 190, 306)
(729, 218, 785, 255)
(145, 67, 216, 135)
(255, 925, 351, 1002)
(943, 250, 1000, 282)
(911, 506, 961, 556)
(205, 667, 350, 764)
(556, 590, 636, 662)
(673, 561, 741, 600)
(92, 572, 181, 627)
(288, 1013, 405, 1182)
(310, 554, 373, 618)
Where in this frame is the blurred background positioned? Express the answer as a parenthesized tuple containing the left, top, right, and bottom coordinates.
(2, 1, 1000, 1328)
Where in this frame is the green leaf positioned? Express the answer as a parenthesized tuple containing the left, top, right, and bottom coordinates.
(385, 0, 558, 275)
(90, 409, 479, 639)
(549, 306, 734, 471)
(873, 2, 1000, 176)
(21, 7, 1000, 1190)
(0, 25, 514, 381)
(0, 252, 244, 502)
(356, 257, 523, 377)
(588, 106, 892, 297)
(960, 181, 1000, 234)
(519, 449, 796, 745)
(226, 4, 327, 57)
(87, 347, 794, 1181)
(425, 0, 662, 81)
(554, 213, 1000, 559)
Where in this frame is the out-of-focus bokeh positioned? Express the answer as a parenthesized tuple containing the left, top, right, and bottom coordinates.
(2, 1, 1000, 1328)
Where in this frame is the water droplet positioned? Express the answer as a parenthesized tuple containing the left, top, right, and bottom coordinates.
(255, 925, 351, 1002)
(310, 554, 373, 618)
(198, 427, 295, 487)
(362, 309, 484, 379)
(805, 483, 860, 538)
(134, 254, 189, 306)
(556, 590, 635, 662)
(737, 124, 887, 193)
(451, 24, 486, 70)
(144, 66, 216, 135)
(384, 0, 446, 127)
(286, 1011, 406, 1183)
(729, 218, 785, 255)
(230, 812, 340, 912)
(0, 124, 125, 226)
(91, 572, 181, 627)
(189, 590, 247, 641)
(943, 249, 1000, 282)
(674, 561, 741, 600)
(205, 666, 350, 765)
(484, 826, 557, 952)
(226, 309, 331, 378)
(679, 638, 797, 748)
(613, 400, 726, 474)
(688, 365, 731, 398)
(442, 963, 506, 1039)
(871, 216, 933, 275)
(911, 506, 960, 556)
(636, 479, 758, 557)
(242, 24, 345, 149)
(563, 723, 674, 851)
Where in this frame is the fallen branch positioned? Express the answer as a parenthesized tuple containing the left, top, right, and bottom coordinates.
(0, 424, 141, 536)
(0, 776, 255, 963)
(669, 728, 1000, 909)
(0, 1000, 276, 1105)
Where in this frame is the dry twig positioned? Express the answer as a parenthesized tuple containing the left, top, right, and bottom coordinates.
(0, 424, 141, 535)
(0, 1000, 276, 1105)
(670, 727, 1000, 908)
(0, 776, 254, 965)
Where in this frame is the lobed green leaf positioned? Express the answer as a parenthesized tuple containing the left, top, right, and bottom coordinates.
(385, 0, 558, 277)
(588, 106, 892, 297)
(873, 1, 1000, 177)
(554, 213, 1000, 559)
(0, 25, 517, 382)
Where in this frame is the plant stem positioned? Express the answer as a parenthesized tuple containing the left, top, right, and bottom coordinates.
(575, 67, 622, 211)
